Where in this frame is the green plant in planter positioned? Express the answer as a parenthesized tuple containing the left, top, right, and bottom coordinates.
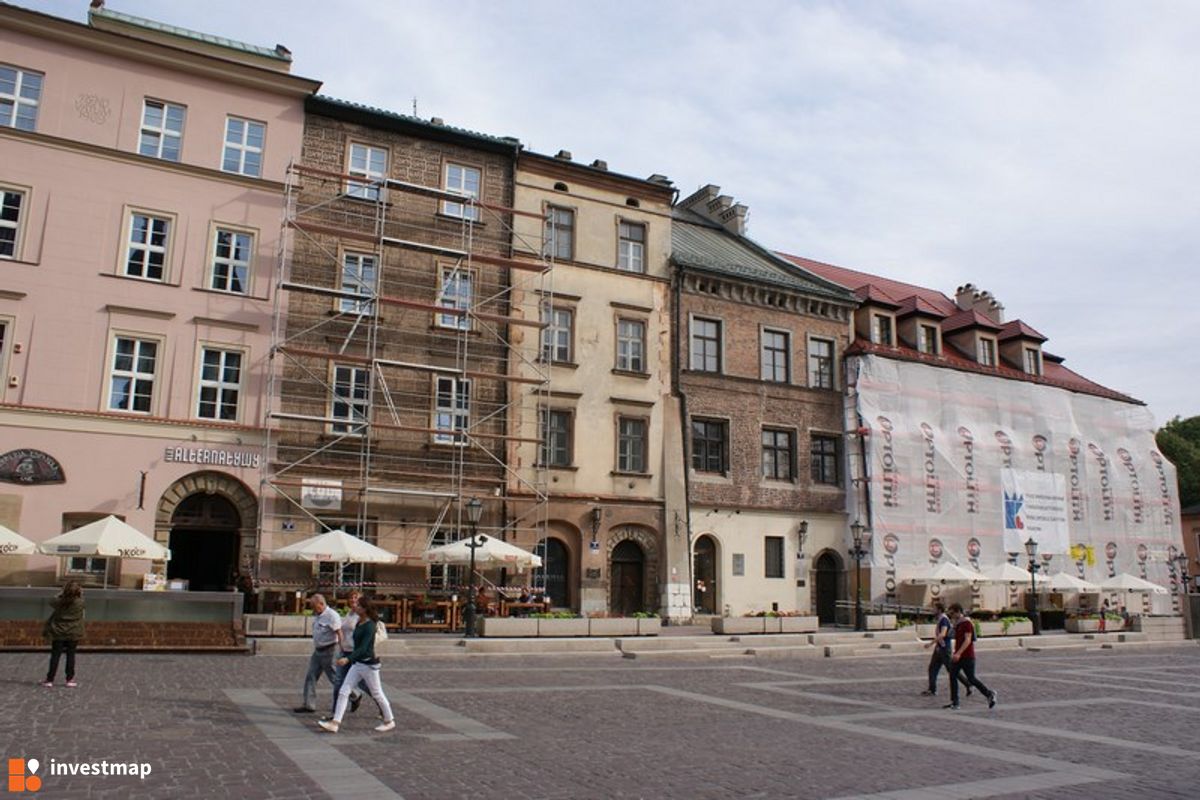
(632, 611, 658, 619)
(532, 611, 578, 619)
(896, 618, 915, 628)
(998, 615, 1030, 633)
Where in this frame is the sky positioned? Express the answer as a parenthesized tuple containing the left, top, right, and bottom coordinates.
(22, 0, 1200, 425)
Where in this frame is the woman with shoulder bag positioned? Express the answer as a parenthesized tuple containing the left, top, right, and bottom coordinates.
(318, 596, 396, 733)
(42, 581, 84, 688)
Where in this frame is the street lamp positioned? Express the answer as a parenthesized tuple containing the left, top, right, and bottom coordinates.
(463, 497, 484, 638)
(796, 520, 809, 559)
(1174, 553, 1191, 594)
(1024, 537, 1041, 635)
(849, 519, 868, 631)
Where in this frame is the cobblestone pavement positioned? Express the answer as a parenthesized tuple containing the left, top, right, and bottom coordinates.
(2, 643, 1199, 799)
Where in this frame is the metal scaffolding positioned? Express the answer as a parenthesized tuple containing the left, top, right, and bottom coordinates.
(257, 161, 554, 594)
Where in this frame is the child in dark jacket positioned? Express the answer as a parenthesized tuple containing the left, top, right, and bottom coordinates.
(42, 581, 84, 687)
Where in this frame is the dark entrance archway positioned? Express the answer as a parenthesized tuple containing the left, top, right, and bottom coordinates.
(814, 550, 844, 625)
(535, 537, 570, 609)
(693, 535, 718, 614)
(611, 539, 645, 615)
(167, 494, 241, 592)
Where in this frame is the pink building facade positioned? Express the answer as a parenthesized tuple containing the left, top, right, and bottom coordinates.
(0, 5, 318, 589)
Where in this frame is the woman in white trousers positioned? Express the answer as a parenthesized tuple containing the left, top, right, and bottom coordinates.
(318, 596, 395, 733)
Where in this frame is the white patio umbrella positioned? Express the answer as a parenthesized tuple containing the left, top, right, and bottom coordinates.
(0, 524, 36, 556)
(1046, 572, 1100, 593)
(902, 561, 984, 584)
(37, 516, 169, 588)
(268, 529, 399, 564)
(423, 534, 542, 569)
(980, 563, 1034, 584)
(1097, 573, 1168, 595)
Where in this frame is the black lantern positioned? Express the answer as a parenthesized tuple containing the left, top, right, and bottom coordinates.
(849, 519, 869, 631)
(1024, 536, 1041, 635)
(796, 520, 809, 559)
(462, 497, 484, 638)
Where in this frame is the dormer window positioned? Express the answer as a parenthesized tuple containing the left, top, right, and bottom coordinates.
(917, 323, 939, 355)
(978, 337, 996, 367)
(871, 314, 893, 346)
(1024, 347, 1042, 376)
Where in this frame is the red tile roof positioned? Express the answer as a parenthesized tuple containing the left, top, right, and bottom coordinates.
(896, 295, 948, 318)
(781, 253, 959, 316)
(854, 283, 900, 307)
(942, 308, 1003, 334)
(999, 319, 1047, 342)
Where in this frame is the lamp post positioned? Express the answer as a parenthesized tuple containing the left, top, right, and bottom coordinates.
(849, 519, 868, 631)
(1174, 553, 1191, 594)
(796, 520, 809, 559)
(463, 497, 483, 638)
(1024, 537, 1041, 635)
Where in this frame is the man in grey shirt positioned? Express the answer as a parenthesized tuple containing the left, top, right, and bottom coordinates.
(294, 593, 341, 713)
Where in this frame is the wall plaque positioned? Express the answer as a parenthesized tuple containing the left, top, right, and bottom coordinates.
(0, 449, 66, 485)
(732, 553, 745, 576)
(585, 567, 602, 579)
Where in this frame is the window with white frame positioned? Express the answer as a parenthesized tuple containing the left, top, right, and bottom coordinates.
(540, 304, 573, 363)
(761, 328, 790, 382)
(139, 100, 185, 161)
(340, 252, 378, 315)
(0, 65, 43, 131)
(978, 337, 996, 367)
(0, 187, 24, 259)
(871, 313, 893, 346)
(617, 221, 645, 273)
(918, 323, 940, 355)
(210, 228, 252, 294)
(125, 212, 170, 281)
(762, 428, 795, 481)
(108, 336, 158, 414)
(442, 162, 481, 220)
(807, 337, 835, 389)
(616, 318, 645, 373)
(196, 347, 242, 421)
(436, 265, 472, 329)
(617, 416, 647, 473)
(222, 117, 265, 177)
(346, 143, 387, 200)
(330, 364, 370, 435)
(543, 206, 574, 261)
(690, 317, 722, 372)
(433, 376, 471, 444)
(539, 408, 572, 467)
(1024, 347, 1042, 376)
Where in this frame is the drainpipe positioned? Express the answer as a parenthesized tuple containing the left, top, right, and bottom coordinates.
(672, 260, 695, 622)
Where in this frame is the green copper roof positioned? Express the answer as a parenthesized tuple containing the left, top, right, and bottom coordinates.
(88, 7, 291, 62)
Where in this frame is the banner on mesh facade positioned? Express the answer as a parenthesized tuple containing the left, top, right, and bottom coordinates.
(1000, 468, 1069, 553)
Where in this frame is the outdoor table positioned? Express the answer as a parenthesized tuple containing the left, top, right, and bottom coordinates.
(405, 599, 454, 631)
(500, 600, 551, 617)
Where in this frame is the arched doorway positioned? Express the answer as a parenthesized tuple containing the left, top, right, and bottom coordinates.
(693, 535, 718, 614)
(535, 537, 570, 608)
(611, 539, 645, 615)
(814, 550, 844, 625)
(167, 493, 241, 591)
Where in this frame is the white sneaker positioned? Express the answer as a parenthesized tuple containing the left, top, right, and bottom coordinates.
(374, 720, 396, 732)
(317, 720, 339, 733)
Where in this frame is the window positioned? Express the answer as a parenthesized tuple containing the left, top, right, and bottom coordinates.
(761, 329, 790, 382)
(764, 536, 785, 579)
(807, 337, 835, 389)
(540, 304, 573, 363)
(340, 252, 378, 315)
(617, 416, 647, 473)
(543, 206, 574, 261)
(330, 365, 370, 435)
(125, 213, 170, 281)
(539, 408, 572, 467)
(690, 317, 722, 372)
(442, 163, 481, 220)
(0, 187, 23, 259)
(762, 428, 795, 481)
(615, 318, 645, 373)
(978, 337, 996, 367)
(346, 143, 387, 200)
(437, 266, 473, 329)
(210, 228, 252, 294)
(0, 65, 43, 130)
(810, 434, 841, 486)
(433, 377, 471, 444)
(139, 100, 185, 161)
(871, 314, 893, 346)
(617, 221, 645, 273)
(1024, 347, 1042, 376)
(691, 418, 727, 474)
(108, 336, 158, 414)
(222, 117, 265, 177)
(918, 323, 939, 355)
(196, 347, 242, 421)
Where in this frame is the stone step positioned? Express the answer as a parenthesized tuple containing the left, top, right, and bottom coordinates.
(463, 638, 617, 655)
(621, 648, 752, 660)
(810, 630, 918, 646)
(617, 637, 748, 652)
(744, 644, 825, 659)
(727, 634, 820, 647)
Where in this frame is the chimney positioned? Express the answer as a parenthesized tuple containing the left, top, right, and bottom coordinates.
(430, 117, 445, 126)
(590, 159, 608, 171)
(679, 184, 750, 235)
(90, 0, 104, 8)
(555, 150, 572, 161)
(646, 174, 672, 186)
(679, 184, 721, 213)
(719, 203, 748, 236)
(954, 283, 1005, 323)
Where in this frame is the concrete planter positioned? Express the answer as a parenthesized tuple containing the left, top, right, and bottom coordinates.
(711, 617, 767, 635)
(589, 618, 639, 637)
(272, 615, 307, 637)
(1065, 618, 1124, 634)
(1001, 620, 1034, 636)
(635, 618, 660, 636)
(480, 618, 538, 637)
(778, 616, 819, 634)
(865, 614, 897, 631)
(243, 614, 274, 637)
(304, 616, 316, 637)
(975, 621, 1005, 638)
(537, 618, 589, 637)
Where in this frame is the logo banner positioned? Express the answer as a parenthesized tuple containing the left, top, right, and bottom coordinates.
(1001, 468, 1069, 553)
